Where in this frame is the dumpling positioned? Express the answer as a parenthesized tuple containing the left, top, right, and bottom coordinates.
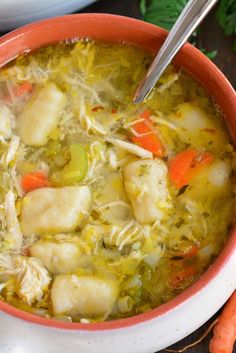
(169, 103, 208, 131)
(21, 186, 91, 236)
(51, 275, 119, 318)
(207, 159, 231, 188)
(93, 171, 132, 223)
(30, 240, 81, 274)
(124, 159, 171, 224)
(16, 82, 66, 146)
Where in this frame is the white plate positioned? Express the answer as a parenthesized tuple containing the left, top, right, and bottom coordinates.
(0, 0, 97, 31)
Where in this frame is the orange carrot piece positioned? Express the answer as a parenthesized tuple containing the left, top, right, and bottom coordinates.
(4, 81, 34, 102)
(22, 172, 48, 193)
(131, 110, 164, 157)
(178, 245, 199, 259)
(209, 291, 236, 353)
(140, 109, 151, 120)
(13, 81, 33, 97)
(169, 149, 214, 188)
(169, 149, 197, 188)
(111, 108, 118, 114)
(132, 134, 164, 156)
(169, 265, 197, 289)
(132, 110, 152, 134)
(183, 245, 199, 258)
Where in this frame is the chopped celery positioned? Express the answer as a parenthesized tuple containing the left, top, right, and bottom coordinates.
(51, 144, 88, 186)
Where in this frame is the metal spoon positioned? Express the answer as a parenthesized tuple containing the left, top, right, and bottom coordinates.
(133, 0, 218, 104)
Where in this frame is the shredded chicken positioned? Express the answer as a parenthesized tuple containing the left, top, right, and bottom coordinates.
(0, 253, 51, 305)
(156, 73, 179, 93)
(105, 137, 153, 159)
(15, 256, 51, 304)
(4, 190, 23, 252)
(1, 135, 20, 167)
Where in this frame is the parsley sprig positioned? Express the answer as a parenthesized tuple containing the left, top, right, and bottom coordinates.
(140, 0, 188, 30)
(140, 0, 236, 56)
(216, 0, 236, 36)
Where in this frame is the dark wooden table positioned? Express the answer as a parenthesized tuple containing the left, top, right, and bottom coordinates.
(81, 2, 235, 353)
(0, 1, 235, 352)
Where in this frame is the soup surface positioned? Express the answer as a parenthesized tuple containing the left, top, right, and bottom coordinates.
(0, 40, 235, 323)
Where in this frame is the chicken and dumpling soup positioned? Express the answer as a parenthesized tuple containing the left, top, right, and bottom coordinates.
(0, 40, 235, 323)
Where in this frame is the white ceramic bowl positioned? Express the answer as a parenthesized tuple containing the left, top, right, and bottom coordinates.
(0, 14, 236, 353)
(0, 0, 97, 31)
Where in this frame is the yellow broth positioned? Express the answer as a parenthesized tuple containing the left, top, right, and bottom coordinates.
(0, 40, 235, 323)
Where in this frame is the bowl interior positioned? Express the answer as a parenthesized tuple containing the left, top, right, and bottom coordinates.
(0, 13, 236, 331)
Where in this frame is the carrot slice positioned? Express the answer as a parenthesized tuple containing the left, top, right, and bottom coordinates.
(13, 81, 33, 97)
(169, 149, 214, 188)
(140, 109, 151, 120)
(209, 291, 236, 353)
(131, 110, 164, 157)
(169, 265, 197, 289)
(169, 149, 197, 188)
(22, 172, 48, 193)
(181, 245, 199, 258)
(174, 245, 199, 259)
(3, 81, 33, 102)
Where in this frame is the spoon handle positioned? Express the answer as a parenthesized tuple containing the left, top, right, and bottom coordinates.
(133, 0, 218, 103)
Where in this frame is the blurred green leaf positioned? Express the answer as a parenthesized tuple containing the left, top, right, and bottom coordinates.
(216, 0, 236, 36)
(200, 49, 218, 60)
(140, 0, 188, 31)
(140, 0, 219, 60)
